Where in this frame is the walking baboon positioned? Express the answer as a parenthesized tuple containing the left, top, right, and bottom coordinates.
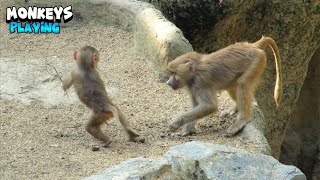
(166, 36, 282, 137)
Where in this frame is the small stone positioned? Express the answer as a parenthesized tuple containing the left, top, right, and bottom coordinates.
(49, 144, 59, 147)
(138, 137, 146, 143)
(92, 146, 100, 151)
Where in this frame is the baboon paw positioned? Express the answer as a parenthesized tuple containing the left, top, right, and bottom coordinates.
(130, 136, 145, 143)
(170, 130, 195, 137)
(101, 141, 112, 147)
(229, 109, 238, 116)
(92, 141, 112, 151)
(128, 130, 140, 138)
(219, 109, 238, 118)
(169, 123, 180, 132)
(224, 120, 247, 137)
(170, 131, 183, 138)
(219, 112, 228, 118)
(181, 130, 196, 137)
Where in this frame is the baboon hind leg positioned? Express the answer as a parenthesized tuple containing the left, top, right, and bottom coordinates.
(225, 55, 266, 137)
(85, 112, 112, 147)
(220, 84, 238, 118)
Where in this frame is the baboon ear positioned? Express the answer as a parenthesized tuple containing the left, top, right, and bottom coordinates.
(73, 50, 78, 61)
(186, 60, 195, 72)
(92, 53, 97, 61)
(92, 53, 98, 67)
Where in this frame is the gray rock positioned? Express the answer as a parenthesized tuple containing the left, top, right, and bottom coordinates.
(86, 141, 306, 180)
(135, 7, 193, 81)
(85, 158, 172, 180)
(165, 141, 306, 180)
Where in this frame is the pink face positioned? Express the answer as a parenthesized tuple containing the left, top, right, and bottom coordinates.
(166, 74, 184, 90)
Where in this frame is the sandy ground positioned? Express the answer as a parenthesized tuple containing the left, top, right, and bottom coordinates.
(0, 21, 262, 179)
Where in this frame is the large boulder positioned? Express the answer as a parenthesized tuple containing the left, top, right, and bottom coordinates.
(86, 141, 306, 180)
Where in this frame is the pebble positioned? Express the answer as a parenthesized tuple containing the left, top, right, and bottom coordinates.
(92, 146, 100, 151)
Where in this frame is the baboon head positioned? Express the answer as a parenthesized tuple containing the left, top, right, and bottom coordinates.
(166, 52, 200, 90)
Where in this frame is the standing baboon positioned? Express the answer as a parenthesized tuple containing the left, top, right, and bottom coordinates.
(166, 36, 282, 137)
(63, 46, 141, 147)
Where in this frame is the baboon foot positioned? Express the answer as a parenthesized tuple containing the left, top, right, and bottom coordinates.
(91, 140, 112, 151)
(169, 119, 183, 132)
(224, 120, 248, 137)
(132, 137, 146, 143)
(127, 129, 140, 138)
(219, 108, 238, 118)
(127, 129, 145, 143)
(170, 129, 195, 137)
(100, 140, 112, 147)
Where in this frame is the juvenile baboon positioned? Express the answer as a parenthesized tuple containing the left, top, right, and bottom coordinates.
(62, 46, 141, 147)
(166, 36, 282, 137)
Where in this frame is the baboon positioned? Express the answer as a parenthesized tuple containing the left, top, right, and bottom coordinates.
(166, 36, 282, 137)
(62, 46, 141, 147)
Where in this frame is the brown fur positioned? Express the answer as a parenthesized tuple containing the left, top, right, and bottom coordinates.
(167, 36, 282, 137)
(62, 46, 140, 147)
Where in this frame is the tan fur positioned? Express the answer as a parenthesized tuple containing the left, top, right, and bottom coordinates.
(62, 46, 140, 147)
(167, 36, 282, 137)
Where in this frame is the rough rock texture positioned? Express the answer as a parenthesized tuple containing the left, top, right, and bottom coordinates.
(140, 0, 222, 52)
(280, 47, 320, 179)
(143, 0, 320, 160)
(86, 141, 306, 180)
(135, 8, 193, 81)
(85, 158, 172, 180)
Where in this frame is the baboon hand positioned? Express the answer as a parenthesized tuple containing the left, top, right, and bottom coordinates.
(169, 118, 182, 132)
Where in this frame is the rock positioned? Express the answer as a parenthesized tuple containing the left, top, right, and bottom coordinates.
(84, 158, 171, 180)
(135, 7, 193, 81)
(86, 141, 306, 180)
(165, 141, 306, 180)
(280, 48, 320, 179)
(91, 146, 100, 152)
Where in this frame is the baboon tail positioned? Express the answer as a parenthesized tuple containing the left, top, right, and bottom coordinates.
(254, 36, 282, 107)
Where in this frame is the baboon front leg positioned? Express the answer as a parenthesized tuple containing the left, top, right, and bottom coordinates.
(85, 112, 112, 147)
(169, 90, 217, 132)
(171, 121, 197, 137)
(171, 96, 198, 137)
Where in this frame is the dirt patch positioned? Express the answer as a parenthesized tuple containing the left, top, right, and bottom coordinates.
(0, 22, 261, 179)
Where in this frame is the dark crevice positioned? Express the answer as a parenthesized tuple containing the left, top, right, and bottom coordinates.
(280, 47, 320, 180)
(140, 0, 225, 52)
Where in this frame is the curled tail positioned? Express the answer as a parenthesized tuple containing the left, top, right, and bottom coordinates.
(254, 36, 282, 107)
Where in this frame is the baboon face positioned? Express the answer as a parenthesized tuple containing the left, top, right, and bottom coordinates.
(167, 54, 196, 90)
